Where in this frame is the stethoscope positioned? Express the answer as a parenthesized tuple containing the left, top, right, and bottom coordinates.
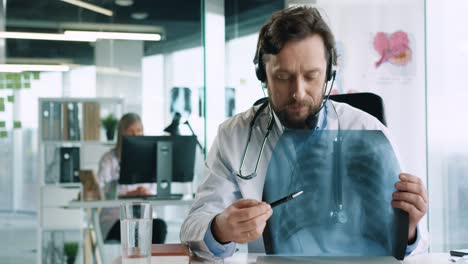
(234, 73, 348, 224)
(234, 99, 275, 180)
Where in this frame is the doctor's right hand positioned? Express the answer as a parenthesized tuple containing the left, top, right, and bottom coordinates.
(211, 199, 272, 244)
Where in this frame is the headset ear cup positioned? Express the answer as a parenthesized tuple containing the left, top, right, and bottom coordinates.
(326, 49, 334, 82)
(255, 46, 267, 83)
(255, 60, 266, 83)
(255, 63, 264, 83)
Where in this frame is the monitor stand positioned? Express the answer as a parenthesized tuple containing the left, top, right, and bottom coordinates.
(156, 141, 173, 199)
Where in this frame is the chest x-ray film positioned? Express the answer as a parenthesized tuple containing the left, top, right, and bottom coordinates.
(262, 129, 408, 260)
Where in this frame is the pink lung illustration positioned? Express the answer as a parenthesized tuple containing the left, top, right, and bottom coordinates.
(373, 31, 412, 68)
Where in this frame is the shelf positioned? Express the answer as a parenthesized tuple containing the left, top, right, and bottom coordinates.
(39, 97, 123, 104)
(42, 140, 116, 146)
(41, 183, 81, 188)
(42, 227, 84, 232)
(38, 97, 124, 264)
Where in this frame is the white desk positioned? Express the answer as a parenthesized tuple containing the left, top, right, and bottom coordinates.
(67, 198, 193, 209)
(208, 253, 451, 264)
(111, 253, 452, 264)
(70, 200, 451, 264)
(67, 198, 193, 264)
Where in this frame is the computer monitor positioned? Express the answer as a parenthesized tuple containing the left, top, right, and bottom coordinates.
(119, 135, 197, 196)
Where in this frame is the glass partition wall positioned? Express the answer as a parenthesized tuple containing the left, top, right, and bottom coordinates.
(220, 0, 468, 253)
(0, 1, 205, 262)
(426, 0, 468, 252)
(0, 0, 205, 212)
(1, 0, 467, 261)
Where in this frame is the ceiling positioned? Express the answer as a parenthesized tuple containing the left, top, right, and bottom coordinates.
(3, 0, 283, 66)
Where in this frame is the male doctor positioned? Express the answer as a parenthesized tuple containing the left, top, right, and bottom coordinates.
(181, 6, 428, 259)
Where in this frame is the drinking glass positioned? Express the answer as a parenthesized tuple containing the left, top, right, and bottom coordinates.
(120, 202, 152, 264)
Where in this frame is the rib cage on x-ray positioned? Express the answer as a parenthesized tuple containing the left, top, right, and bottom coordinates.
(262, 130, 408, 260)
(170, 87, 192, 116)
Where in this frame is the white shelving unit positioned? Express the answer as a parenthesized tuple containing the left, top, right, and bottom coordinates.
(37, 98, 124, 264)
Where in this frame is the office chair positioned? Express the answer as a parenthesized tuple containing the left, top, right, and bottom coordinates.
(329, 92, 387, 126)
(253, 92, 387, 126)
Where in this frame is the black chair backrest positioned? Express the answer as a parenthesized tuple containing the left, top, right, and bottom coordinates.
(329, 92, 386, 126)
(252, 92, 386, 126)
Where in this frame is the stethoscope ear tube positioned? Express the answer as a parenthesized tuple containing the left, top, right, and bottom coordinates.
(236, 100, 273, 180)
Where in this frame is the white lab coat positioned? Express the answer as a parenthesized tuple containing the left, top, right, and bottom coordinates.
(180, 100, 429, 260)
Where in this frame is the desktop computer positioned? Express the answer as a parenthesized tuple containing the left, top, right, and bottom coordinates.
(119, 135, 197, 199)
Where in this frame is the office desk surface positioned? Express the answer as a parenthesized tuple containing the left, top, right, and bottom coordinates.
(112, 252, 450, 264)
(212, 253, 450, 264)
(68, 198, 194, 264)
(67, 198, 193, 209)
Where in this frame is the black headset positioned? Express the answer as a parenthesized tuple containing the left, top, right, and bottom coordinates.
(254, 41, 337, 130)
(254, 44, 336, 84)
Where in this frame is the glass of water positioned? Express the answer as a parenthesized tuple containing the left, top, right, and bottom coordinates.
(120, 202, 152, 264)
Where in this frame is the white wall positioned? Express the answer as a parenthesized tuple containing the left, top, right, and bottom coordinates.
(95, 40, 143, 115)
(65, 66, 96, 98)
(205, 0, 226, 149)
(13, 72, 62, 211)
(225, 34, 266, 113)
(142, 54, 165, 135)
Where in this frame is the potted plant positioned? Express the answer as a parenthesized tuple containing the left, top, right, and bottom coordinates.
(63, 242, 78, 264)
(101, 114, 118, 141)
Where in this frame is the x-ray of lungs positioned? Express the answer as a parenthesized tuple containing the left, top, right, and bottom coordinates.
(262, 129, 408, 260)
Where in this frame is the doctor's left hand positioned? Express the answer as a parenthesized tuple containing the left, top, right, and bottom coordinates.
(391, 173, 428, 243)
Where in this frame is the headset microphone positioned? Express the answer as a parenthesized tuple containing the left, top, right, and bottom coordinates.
(305, 112, 320, 129)
(304, 67, 336, 129)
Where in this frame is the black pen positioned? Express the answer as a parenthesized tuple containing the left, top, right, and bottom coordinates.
(269, 190, 304, 208)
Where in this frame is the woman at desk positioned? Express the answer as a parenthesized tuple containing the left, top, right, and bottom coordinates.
(97, 112, 167, 243)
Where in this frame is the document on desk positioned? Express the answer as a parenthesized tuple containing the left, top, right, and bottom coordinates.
(263, 130, 408, 260)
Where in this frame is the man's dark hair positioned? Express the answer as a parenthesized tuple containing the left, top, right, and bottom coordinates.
(254, 6, 337, 82)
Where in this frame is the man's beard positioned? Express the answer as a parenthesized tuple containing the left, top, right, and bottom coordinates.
(271, 96, 323, 129)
